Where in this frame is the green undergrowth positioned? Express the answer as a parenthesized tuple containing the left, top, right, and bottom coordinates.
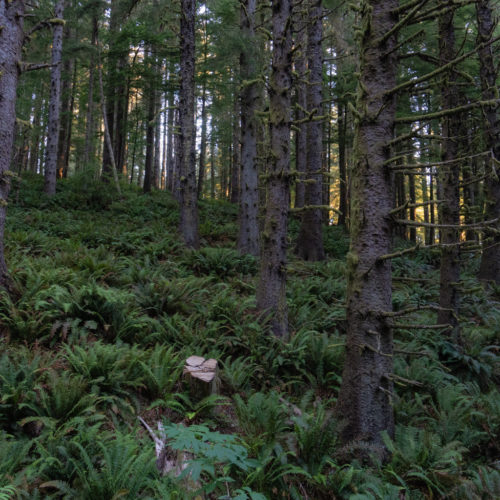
(0, 175, 498, 499)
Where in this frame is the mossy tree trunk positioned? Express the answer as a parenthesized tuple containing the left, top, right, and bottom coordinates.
(0, 0, 25, 290)
(437, 8, 461, 341)
(237, 0, 260, 256)
(143, 46, 156, 194)
(179, 0, 199, 248)
(293, 4, 306, 210)
(295, 0, 325, 261)
(44, 0, 65, 195)
(476, 0, 500, 284)
(256, 0, 293, 339)
(335, 0, 398, 461)
(337, 101, 348, 227)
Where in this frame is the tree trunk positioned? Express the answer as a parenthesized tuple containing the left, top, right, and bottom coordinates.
(0, 0, 25, 290)
(256, 0, 293, 339)
(408, 166, 416, 242)
(57, 59, 76, 178)
(429, 169, 436, 244)
(102, 0, 128, 182)
(337, 101, 348, 226)
(230, 94, 241, 204)
(237, 0, 260, 256)
(210, 132, 216, 199)
(295, 0, 325, 261)
(44, 0, 65, 195)
(143, 47, 156, 194)
(293, 4, 306, 209)
(83, 13, 98, 168)
(476, 0, 500, 284)
(166, 91, 175, 192)
(197, 73, 207, 199)
(335, 0, 398, 462)
(178, 0, 199, 248)
(154, 70, 162, 189)
(437, 8, 461, 341)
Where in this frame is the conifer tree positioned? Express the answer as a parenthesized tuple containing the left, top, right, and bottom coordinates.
(256, 0, 293, 339)
(179, 0, 199, 248)
(335, 0, 399, 460)
(44, 0, 65, 195)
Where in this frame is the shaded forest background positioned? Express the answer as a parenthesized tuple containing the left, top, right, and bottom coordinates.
(0, 0, 499, 498)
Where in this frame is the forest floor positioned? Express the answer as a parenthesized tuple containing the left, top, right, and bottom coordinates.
(0, 174, 499, 499)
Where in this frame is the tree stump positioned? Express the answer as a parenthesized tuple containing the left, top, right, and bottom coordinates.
(183, 355, 218, 399)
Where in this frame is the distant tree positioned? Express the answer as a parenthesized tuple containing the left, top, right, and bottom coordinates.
(178, 0, 199, 248)
(292, 3, 306, 210)
(295, 0, 325, 261)
(44, 0, 65, 195)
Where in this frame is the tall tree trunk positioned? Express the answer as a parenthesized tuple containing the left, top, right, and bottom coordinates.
(210, 131, 216, 199)
(230, 93, 241, 204)
(337, 101, 348, 226)
(0, 0, 25, 290)
(429, 169, 436, 244)
(197, 74, 207, 198)
(173, 107, 181, 199)
(335, 0, 398, 461)
(293, 4, 306, 209)
(97, 41, 122, 196)
(102, 0, 128, 181)
(161, 98, 167, 189)
(437, 8, 461, 341)
(57, 60, 76, 178)
(295, 0, 325, 261)
(166, 91, 175, 192)
(421, 168, 430, 245)
(29, 83, 46, 173)
(143, 47, 156, 194)
(476, 0, 500, 284)
(44, 0, 65, 195)
(237, 0, 260, 256)
(153, 58, 161, 188)
(408, 166, 416, 242)
(256, 0, 292, 339)
(83, 13, 98, 168)
(179, 0, 199, 248)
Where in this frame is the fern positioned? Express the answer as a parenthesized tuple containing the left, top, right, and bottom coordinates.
(234, 392, 288, 448)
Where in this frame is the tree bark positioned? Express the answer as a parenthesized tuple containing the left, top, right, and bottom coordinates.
(295, 0, 325, 261)
(143, 47, 156, 194)
(197, 72, 208, 199)
(29, 83, 46, 174)
(437, 8, 461, 341)
(293, 4, 306, 209)
(83, 13, 98, 168)
(44, 0, 65, 195)
(337, 101, 348, 226)
(178, 0, 199, 248)
(0, 0, 25, 290)
(230, 93, 241, 204)
(335, 0, 398, 462)
(57, 59, 76, 178)
(166, 90, 175, 192)
(476, 0, 500, 284)
(237, 0, 260, 256)
(256, 0, 293, 339)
